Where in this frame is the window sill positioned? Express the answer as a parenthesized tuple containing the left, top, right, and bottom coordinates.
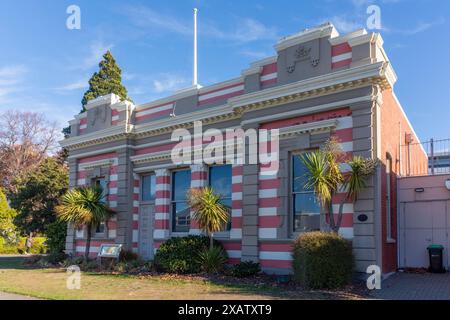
(386, 238, 397, 244)
(92, 233, 108, 239)
(171, 232, 190, 238)
(214, 232, 230, 240)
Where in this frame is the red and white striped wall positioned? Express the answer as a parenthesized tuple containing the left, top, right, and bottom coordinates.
(332, 42, 352, 69)
(198, 82, 245, 107)
(223, 242, 242, 265)
(259, 243, 293, 271)
(135, 142, 178, 157)
(258, 166, 280, 240)
(78, 114, 87, 134)
(132, 173, 140, 253)
(230, 165, 243, 240)
(135, 102, 174, 123)
(111, 109, 120, 126)
(330, 114, 354, 239)
(260, 62, 278, 88)
(75, 240, 116, 258)
(189, 164, 208, 235)
(74, 152, 119, 257)
(153, 169, 171, 242)
(259, 108, 354, 241)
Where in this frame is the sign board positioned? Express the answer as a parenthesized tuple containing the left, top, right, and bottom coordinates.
(98, 244, 122, 258)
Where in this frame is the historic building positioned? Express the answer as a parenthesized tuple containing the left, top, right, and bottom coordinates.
(61, 23, 427, 275)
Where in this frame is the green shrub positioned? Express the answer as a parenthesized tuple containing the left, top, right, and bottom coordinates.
(231, 261, 261, 278)
(114, 262, 128, 273)
(19, 237, 48, 254)
(197, 246, 228, 274)
(293, 231, 354, 289)
(46, 252, 68, 264)
(119, 249, 139, 262)
(0, 236, 48, 254)
(45, 221, 67, 254)
(0, 237, 19, 254)
(154, 236, 224, 274)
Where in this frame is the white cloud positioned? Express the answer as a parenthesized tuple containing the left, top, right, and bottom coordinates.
(55, 79, 88, 92)
(207, 18, 278, 43)
(398, 18, 445, 35)
(0, 65, 27, 104)
(121, 5, 277, 43)
(0, 65, 28, 78)
(82, 41, 113, 70)
(152, 74, 190, 93)
(328, 16, 363, 33)
(239, 49, 272, 59)
(121, 5, 191, 35)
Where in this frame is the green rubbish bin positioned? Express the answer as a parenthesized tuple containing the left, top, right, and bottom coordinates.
(427, 245, 446, 274)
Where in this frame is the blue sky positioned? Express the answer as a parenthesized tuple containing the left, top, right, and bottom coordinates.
(0, 0, 448, 141)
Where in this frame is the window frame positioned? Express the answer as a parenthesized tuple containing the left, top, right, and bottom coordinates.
(140, 173, 156, 204)
(170, 168, 192, 234)
(290, 151, 322, 235)
(386, 153, 395, 242)
(208, 164, 233, 235)
(92, 177, 108, 238)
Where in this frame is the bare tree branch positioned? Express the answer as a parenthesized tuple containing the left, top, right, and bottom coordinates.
(0, 110, 59, 192)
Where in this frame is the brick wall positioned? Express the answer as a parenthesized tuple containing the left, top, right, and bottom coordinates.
(380, 89, 428, 272)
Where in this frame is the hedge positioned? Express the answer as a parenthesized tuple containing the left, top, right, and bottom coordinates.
(0, 237, 48, 255)
(154, 236, 225, 274)
(293, 231, 354, 289)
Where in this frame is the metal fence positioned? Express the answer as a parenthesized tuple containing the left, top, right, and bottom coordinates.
(401, 138, 450, 177)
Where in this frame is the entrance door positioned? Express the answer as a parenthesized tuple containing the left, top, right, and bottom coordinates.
(138, 204, 154, 260)
(399, 201, 449, 269)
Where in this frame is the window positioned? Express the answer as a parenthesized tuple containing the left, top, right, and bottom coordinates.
(292, 154, 321, 233)
(172, 169, 191, 233)
(94, 178, 107, 203)
(95, 222, 106, 235)
(142, 174, 156, 202)
(93, 177, 107, 236)
(386, 154, 393, 240)
(209, 165, 232, 231)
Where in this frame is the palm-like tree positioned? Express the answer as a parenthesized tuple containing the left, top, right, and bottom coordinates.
(187, 187, 230, 250)
(301, 139, 377, 233)
(56, 186, 115, 259)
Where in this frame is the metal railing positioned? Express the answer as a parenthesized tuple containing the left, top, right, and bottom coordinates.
(401, 138, 450, 177)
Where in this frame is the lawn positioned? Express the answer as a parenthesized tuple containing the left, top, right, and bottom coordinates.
(0, 256, 367, 300)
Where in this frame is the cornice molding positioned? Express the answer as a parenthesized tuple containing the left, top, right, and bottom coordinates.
(85, 94, 122, 110)
(131, 150, 172, 165)
(79, 158, 116, 171)
(329, 29, 368, 46)
(60, 123, 128, 149)
(275, 23, 338, 51)
(61, 62, 393, 151)
(279, 119, 338, 140)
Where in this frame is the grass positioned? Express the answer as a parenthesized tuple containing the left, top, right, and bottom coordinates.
(0, 256, 367, 300)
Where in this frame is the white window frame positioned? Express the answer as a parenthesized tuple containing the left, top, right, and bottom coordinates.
(291, 151, 321, 234)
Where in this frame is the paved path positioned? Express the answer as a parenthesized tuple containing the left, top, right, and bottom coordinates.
(0, 292, 38, 300)
(370, 272, 450, 300)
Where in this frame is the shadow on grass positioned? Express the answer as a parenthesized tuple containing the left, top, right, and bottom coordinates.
(79, 271, 362, 300)
(0, 255, 39, 270)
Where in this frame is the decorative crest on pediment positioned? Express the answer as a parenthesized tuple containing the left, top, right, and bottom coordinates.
(286, 41, 320, 73)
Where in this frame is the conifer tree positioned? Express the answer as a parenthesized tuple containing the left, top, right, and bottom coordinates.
(81, 50, 132, 111)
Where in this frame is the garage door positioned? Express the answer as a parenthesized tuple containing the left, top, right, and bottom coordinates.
(399, 201, 450, 269)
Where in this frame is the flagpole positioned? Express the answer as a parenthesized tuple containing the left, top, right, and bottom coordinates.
(193, 8, 198, 87)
